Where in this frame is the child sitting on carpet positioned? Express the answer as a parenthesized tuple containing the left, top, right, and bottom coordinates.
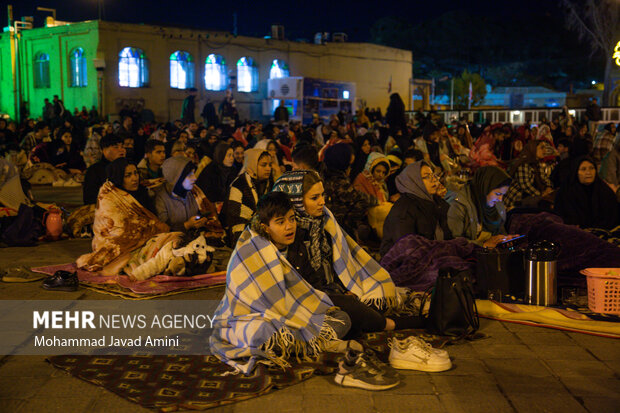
(209, 192, 353, 374)
(211, 192, 452, 390)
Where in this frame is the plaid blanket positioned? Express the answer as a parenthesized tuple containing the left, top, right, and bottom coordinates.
(321, 208, 398, 309)
(210, 209, 398, 374)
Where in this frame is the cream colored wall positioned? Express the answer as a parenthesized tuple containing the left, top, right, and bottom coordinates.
(96, 22, 412, 122)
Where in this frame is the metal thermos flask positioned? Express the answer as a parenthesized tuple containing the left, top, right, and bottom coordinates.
(525, 241, 560, 306)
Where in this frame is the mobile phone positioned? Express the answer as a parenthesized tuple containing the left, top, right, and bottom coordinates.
(194, 215, 202, 220)
(497, 234, 526, 249)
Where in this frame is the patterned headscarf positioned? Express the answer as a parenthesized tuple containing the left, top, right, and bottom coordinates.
(272, 170, 331, 273)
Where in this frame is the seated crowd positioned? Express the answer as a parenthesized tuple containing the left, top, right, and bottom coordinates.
(2, 93, 620, 388)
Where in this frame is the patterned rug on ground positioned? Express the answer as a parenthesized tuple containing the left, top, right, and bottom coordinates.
(31, 263, 227, 299)
(47, 329, 454, 412)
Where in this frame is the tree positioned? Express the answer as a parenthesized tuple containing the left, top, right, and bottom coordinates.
(453, 70, 486, 109)
(562, 0, 620, 105)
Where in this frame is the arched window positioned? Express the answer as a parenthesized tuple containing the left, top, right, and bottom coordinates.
(118, 47, 148, 88)
(69, 47, 87, 87)
(269, 59, 289, 79)
(34, 52, 50, 89)
(170, 51, 195, 89)
(204, 54, 227, 91)
(237, 57, 258, 92)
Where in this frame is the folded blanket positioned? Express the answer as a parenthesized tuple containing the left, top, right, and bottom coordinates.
(477, 300, 620, 338)
(380, 235, 477, 291)
(509, 212, 620, 277)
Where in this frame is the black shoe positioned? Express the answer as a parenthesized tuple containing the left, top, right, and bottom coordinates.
(42, 270, 79, 292)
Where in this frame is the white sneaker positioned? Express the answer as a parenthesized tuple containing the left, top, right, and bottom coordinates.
(63, 178, 81, 187)
(388, 336, 452, 372)
(403, 336, 450, 359)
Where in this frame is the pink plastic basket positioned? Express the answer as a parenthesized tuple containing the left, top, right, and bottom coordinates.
(580, 268, 620, 315)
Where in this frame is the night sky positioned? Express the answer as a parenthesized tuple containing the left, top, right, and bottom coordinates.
(5, 0, 560, 42)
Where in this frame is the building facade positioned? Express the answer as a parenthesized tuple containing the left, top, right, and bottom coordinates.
(0, 20, 413, 123)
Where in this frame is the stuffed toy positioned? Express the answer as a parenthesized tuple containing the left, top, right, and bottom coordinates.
(128, 233, 215, 281)
(164, 234, 215, 276)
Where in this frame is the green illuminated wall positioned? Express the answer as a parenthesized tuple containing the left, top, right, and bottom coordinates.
(0, 21, 99, 121)
(0, 34, 16, 119)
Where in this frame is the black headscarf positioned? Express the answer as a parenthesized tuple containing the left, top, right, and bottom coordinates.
(423, 123, 441, 168)
(470, 166, 512, 234)
(106, 158, 130, 190)
(211, 141, 235, 197)
(105, 158, 153, 211)
(324, 143, 353, 173)
(350, 134, 373, 181)
(554, 156, 618, 229)
(230, 140, 244, 172)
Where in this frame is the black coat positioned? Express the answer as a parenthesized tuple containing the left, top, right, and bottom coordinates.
(286, 227, 345, 295)
(82, 158, 110, 205)
(196, 162, 236, 204)
(380, 193, 452, 256)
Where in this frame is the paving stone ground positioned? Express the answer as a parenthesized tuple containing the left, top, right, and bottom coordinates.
(0, 185, 618, 412)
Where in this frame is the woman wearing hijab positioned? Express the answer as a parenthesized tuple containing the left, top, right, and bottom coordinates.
(469, 124, 504, 168)
(350, 133, 374, 182)
(592, 123, 618, 167)
(155, 156, 219, 232)
(385, 93, 407, 136)
(599, 137, 620, 189)
(504, 140, 553, 208)
(254, 138, 284, 179)
(414, 123, 442, 171)
(230, 140, 245, 173)
(105, 158, 155, 213)
(196, 142, 236, 207)
(380, 161, 452, 256)
(322, 143, 377, 238)
(50, 129, 85, 174)
(273, 170, 439, 341)
(225, 148, 273, 245)
(353, 152, 390, 203)
(447, 166, 517, 248)
(456, 124, 474, 149)
(554, 156, 619, 230)
(77, 158, 170, 272)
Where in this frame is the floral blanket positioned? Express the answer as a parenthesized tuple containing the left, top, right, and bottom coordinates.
(76, 182, 170, 272)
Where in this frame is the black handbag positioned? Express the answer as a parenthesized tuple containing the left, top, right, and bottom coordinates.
(475, 248, 525, 300)
(421, 268, 480, 337)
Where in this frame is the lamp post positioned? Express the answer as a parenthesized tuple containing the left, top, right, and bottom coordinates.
(36, 7, 56, 21)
